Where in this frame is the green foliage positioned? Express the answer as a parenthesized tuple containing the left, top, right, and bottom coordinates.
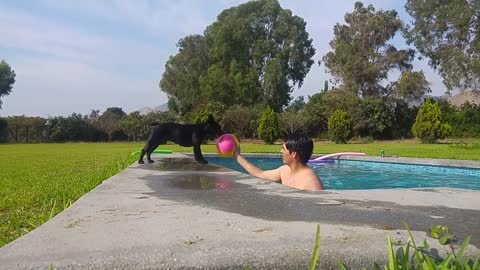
(279, 109, 310, 135)
(352, 98, 394, 139)
(286, 96, 306, 112)
(0, 118, 8, 143)
(96, 110, 124, 141)
(257, 106, 280, 144)
(336, 224, 479, 270)
(303, 90, 360, 138)
(328, 109, 352, 144)
(405, 0, 480, 92)
(0, 59, 16, 109)
(430, 225, 453, 245)
(221, 105, 261, 139)
(322, 2, 414, 97)
(161, 0, 315, 113)
(390, 100, 418, 139)
(439, 101, 480, 138)
(49, 114, 98, 142)
(412, 99, 451, 143)
(160, 35, 210, 116)
(119, 111, 145, 141)
(191, 101, 225, 124)
(389, 70, 431, 102)
(104, 107, 126, 117)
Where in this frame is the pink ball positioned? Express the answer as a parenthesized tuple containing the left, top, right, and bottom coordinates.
(216, 134, 238, 157)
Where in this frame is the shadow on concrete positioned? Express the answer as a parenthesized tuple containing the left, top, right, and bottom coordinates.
(137, 158, 480, 246)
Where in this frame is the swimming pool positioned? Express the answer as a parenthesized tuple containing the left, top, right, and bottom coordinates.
(207, 156, 480, 190)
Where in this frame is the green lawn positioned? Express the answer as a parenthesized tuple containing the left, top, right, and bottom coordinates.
(1, 139, 480, 247)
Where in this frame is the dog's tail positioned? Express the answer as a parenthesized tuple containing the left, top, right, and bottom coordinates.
(149, 122, 161, 126)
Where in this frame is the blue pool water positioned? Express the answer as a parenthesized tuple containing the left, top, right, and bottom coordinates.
(207, 156, 480, 190)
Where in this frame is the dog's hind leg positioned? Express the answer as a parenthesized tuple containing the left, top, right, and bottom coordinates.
(146, 142, 162, 163)
(138, 143, 150, 164)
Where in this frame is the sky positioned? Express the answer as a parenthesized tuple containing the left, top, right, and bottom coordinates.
(0, 0, 447, 118)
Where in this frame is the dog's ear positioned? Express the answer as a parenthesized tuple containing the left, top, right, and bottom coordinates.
(206, 114, 214, 123)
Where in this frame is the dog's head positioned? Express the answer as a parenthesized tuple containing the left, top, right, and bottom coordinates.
(203, 114, 223, 139)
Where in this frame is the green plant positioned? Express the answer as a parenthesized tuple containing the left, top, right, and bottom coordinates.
(309, 224, 321, 270)
(257, 105, 280, 144)
(328, 109, 352, 144)
(412, 99, 451, 143)
(430, 225, 453, 245)
(337, 223, 479, 270)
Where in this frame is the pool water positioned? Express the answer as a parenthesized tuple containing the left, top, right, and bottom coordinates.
(207, 156, 480, 190)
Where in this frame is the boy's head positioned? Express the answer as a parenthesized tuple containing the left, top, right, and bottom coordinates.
(283, 132, 314, 164)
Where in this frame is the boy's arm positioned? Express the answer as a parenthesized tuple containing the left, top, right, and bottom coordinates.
(234, 149, 281, 182)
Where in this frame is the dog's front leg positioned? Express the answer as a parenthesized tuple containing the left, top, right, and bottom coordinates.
(192, 140, 208, 164)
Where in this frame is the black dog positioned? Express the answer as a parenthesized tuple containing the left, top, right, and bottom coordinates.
(138, 115, 223, 164)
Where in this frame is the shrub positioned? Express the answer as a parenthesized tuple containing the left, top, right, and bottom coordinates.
(412, 99, 451, 143)
(0, 118, 7, 143)
(257, 105, 280, 144)
(327, 110, 352, 144)
(221, 105, 259, 140)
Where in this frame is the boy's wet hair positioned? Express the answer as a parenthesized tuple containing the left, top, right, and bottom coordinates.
(284, 131, 313, 164)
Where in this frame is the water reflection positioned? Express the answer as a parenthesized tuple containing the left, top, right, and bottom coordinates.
(165, 174, 235, 190)
(155, 158, 229, 172)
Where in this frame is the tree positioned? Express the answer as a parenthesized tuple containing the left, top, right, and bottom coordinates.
(328, 109, 352, 144)
(412, 99, 451, 143)
(257, 105, 280, 144)
(279, 110, 309, 134)
(97, 111, 123, 141)
(104, 107, 126, 117)
(0, 60, 16, 109)
(405, 0, 480, 93)
(351, 98, 394, 139)
(285, 96, 306, 112)
(120, 111, 145, 141)
(322, 2, 414, 97)
(221, 105, 260, 139)
(49, 113, 91, 142)
(160, 35, 210, 116)
(387, 70, 431, 102)
(203, 0, 315, 111)
(161, 0, 316, 113)
(0, 118, 8, 142)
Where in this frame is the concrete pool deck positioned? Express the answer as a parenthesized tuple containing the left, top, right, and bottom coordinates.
(1, 153, 479, 269)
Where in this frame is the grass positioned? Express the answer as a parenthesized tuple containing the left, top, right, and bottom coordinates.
(1, 139, 480, 247)
(0, 143, 140, 247)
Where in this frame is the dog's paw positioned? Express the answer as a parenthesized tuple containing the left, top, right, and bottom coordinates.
(148, 160, 155, 163)
(198, 160, 208, 165)
(138, 160, 145, 164)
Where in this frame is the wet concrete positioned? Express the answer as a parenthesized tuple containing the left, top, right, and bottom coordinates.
(0, 153, 479, 270)
(141, 169, 480, 246)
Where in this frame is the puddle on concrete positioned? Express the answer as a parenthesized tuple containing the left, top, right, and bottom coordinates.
(154, 158, 229, 172)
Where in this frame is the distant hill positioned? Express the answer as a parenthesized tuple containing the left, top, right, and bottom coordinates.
(407, 91, 479, 108)
(137, 103, 169, 115)
(446, 90, 480, 107)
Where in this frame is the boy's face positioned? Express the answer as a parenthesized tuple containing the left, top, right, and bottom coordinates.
(281, 143, 295, 165)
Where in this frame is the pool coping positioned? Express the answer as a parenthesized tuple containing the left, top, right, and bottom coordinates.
(0, 153, 479, 269)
